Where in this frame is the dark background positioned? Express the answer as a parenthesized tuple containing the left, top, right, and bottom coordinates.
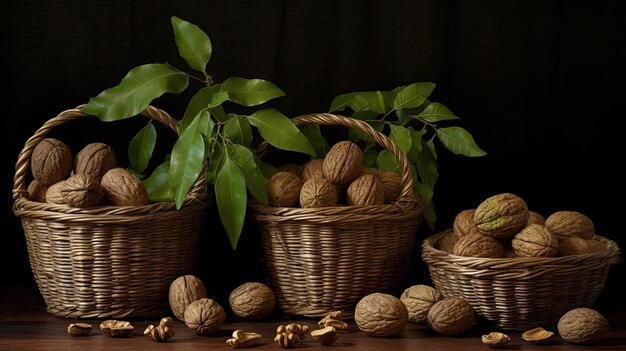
(2, 1, 624, 322)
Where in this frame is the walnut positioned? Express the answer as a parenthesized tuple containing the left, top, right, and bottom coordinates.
(228, 282, 275, 320)
(511, 224, 558, 257)
(310, 326, 338, 345)
(482, 332, 510, 348)
(276, 163, 303, 177)
(522, 327, 556, 343)
(101, 167, 149, 206)
(359, 167, 382, 177)
(545, 211, 595, 240)
(558, 237, 595, 256)
(474, 193, 530, 239)
(426, 297, 476, 335)
(61, 174, 104, 207)
(587, 239, 607, 253)
(299, 176, 338, 208)
(67, 323, 92, 336)
(323, 141, 363, 185)
(73, 142, 117, 180)
(354, 292, 408, 337)
(557, 308, 609, 345)
(27, 180, 49, 202)
(400, 284, 443, 324)
(169, 275, 207, 321)
(437, 229, 459, 253)
(31, 138, 72, 185)
(318, 311, 349, 330)
(346, 174, 385, 206)
(453, 209, 480, 237)
(378, 171, 402, 202)
(99, 320, 134, 337)
(45, 180, 67, 204)
(144, 317, 175, 342)
(267, 171, 303, 207)
(184, 298, 226, 335)
(301, 159, 325, 181)
(453, 233, 505, 258)
(226, 329, 263, 348)
(528, 210, 546, 225)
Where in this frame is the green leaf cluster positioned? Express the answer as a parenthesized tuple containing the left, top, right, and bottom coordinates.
(329, 83, 486, 228)
(81, 16, 315, 250)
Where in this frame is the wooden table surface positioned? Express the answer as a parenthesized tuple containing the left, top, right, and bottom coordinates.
(1, 284, 625, 351)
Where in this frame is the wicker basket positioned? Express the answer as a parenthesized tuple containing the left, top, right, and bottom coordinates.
(422, 230, 620, 330)
(248, 113, 424, 318)
(12, 105, 210, 319)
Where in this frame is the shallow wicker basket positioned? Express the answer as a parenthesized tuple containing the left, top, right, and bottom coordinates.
(422, 230, 620, 331)
(248, 113, 423, 318)
(12, 105, 209, 319)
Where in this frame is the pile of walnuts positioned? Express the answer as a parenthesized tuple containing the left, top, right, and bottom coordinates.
(438, 192, 607, 258)
(27, 137, 148, 207)
(266, 140, 404, 208)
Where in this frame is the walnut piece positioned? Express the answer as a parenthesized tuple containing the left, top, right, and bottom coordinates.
(226, 329, 263, 348)
(557, 308, 609, 345)
(67, 323, 92, 336)
(31, 138, 72, 185)
(482, 332, 510, 348)
(453, 233, 505, 258)
(346, 174, 385, 206)
(522, 327, 556, 343)
(184, 298, 226, 336)
(267, 171, 303, 207)
(323, 141, 363, 185)
(400, 284, 443, 324)
(474, 193, 530, 239)
(310, 326, 338, 345)
(99, 320, 134, 337)
(354, 292, 408, 337)
(61, 174, 104, 207)
(511, 224, 559, 257)
(228, 282, 276, 320)
(318, 310, 349, 331)
(101, 167, 149, 206)
(144, 317, 175, 342)
(169, 275, 207, 321)
(299, 176, 338, 208)
(545, 211, 595, 240)
(426, 297, 476, 335)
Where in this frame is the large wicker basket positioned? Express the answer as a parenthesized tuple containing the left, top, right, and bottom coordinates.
(422, 230, 620, 330)
(12, 105, 210, 319)
(248, 113, 424, 318)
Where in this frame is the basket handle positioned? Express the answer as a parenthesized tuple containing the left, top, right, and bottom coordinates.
(257, 112, 416, 202)
(13, 105, 186, 200)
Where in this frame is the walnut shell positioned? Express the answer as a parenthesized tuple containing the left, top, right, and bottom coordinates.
(528, 210, 546, 225)
(400, 285, 443, 324)
(45, 180, 67, 204)
(169, 275, 208, 321)
(228, 282, 276, 320)
(31, 138, 72, 185)
(73, 142, 117, 180)
(323, 141, 363, 185)
(427, 297, 476, 335)
(359, 167, 382, 177)
(453, 209, 480, 237)
(299, 176, 338, 208)
(474, 193, 530, 239)
(101, 167, 149, 206)
(276, 163, 303, 177)
(545, 211, 595, 240)
(511, 224, 559, 257)
(557, 308, 609, 345)
(346, 174, 385, 206)
(558, 237, 605, 256)
(301, 159, 325, 182)
(354, 292, 408, 337)
(378, 171, 402, 202)
(27, 180, 49, 202)
(453, 233, 505, 258)
(184, 298, 226, 336)
(437, 229, 459, 253)
(61, 174, 104, 207)
(587, 239, 607, 253)
(267, 171, 303, 207)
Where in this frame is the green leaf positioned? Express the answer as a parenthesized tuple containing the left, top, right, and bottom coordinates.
(227, 144, 269, 205)
(415, 181, 436, 229)
(329, 92, 358, 112)
(393, 82, 436, 110)
(363, 149, 379, 167)
(418, 138, 439, 188)
(206, 141, 225, 183)
(198, 110, 215, 138)
(248, 109, 316, 156)
(181, 85, 221, 130)
(82, 63, 189, 121)
(417, 102, 459, 123)
(376, 150, 400, 174)
(170, 117, 206, 208)
(351, 110, 381, 120)
(142, 158, 174, 202)
(221, 77, 285, 106)
(389, 124, 412, 154)
(253, 153, 276, 178)
(300, 124, 330, 158)
(171, 16, 212, 73)
(436, 126, 487, 157)
(223, 117, 253, 147)
(406, 127, 426, 163)
(209, 91, 229, 108)
(128, 121, 157, 175)
(215, 157, 247, 250)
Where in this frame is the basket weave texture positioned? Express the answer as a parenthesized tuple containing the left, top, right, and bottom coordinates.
(248, 113, 423, 318)
(12, 105, 209, 319)
(422, 230, 620, 331)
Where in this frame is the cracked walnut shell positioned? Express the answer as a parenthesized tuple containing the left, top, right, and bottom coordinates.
(184, 298, 226, 336)
(427, 297, 476, 335)
(453, 233, 505, 258)
(323, 141, 363, 185)
(300, 176, 338, 208)
(73, 142, 117, 180)
(31, 137, 72, 185)
(61, 174, 104, 207)
(169, 275, 207, 321)
(354, 292, 408, 337)
(511, 224, 558, 257)
(545, 211, 595, 240)
(400, 284, 443, 324)
(557, 308, 609, 345)
(346, 174, 385, 206)
(229, 282, 275, 320)
(474, 192, 530, 239)
(267, 171, 303, 207)
(101, 167, 149, 206)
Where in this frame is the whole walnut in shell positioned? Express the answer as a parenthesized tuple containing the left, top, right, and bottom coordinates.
(437, 229, 459, 253)
(354, 292, 408, 337)
(400, 285, 443, 324)
(301, 159, 325, 182)
(474, 193, 530, 239)
(511, 224, 558, 257)
(453, 233, 505, 258)
(31, 138, 72, 185)
(346, 174, 385, 206)
(184, 298, 226, 336)
(276, 163, 303, 177)
(267, 171, 303, 207)
(61, 174, 104, 207)
(229, 282, 275, 320)
(378, 171, 402, 202)
(545, 211, 595, 240)
(169, 275, 207, 321)
(300, 176, 338, 208)
(558, 237, 605, 256)
(323, 141, 363, 185)
(427, 297, 476, 335)
(101, 167, 149, 206)
(73, 142, 117, 180)
(527, 210, 546, 225)
(45, 180, 67, 204)
(453, 209, 480, 237)
(557, 308, 609, 345)
(27, 180, 49, 202)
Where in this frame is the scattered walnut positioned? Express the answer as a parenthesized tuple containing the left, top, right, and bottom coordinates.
(31, 138, 72, 185)
(558, 308, 609, 345)
(184, 298, 226, 336)
(228, 282, 276, 320)
(144, 317, 175, 342)
(318, 311, 348, 331)
(453, 209, 480, 237)
(267, 171, 303, 207)
(299, 176, 338, 208)
(426, 297, 476, 335)
(101, 167, 149, 206)
(453, 233, 505, 258)
(61, 174, 104, 207)
(27, 180, 49, 202)
(527, 210, 546, 225)
(474, 193, 530, 239)
(545, 211, 595, 240)
(346, 174, 385, 206)
(99, 320, 134, 337)
(354, 292, 408, 337)
(73, 142, 117, 180)
(482, 332, 510, 348)
(311, 326, 338, 345)
(323, 141, 363, 185)
(169, 275, 207, 321)
(274, 330, 299, 348)
(400, 284, 443, 324)
(301, 159, 325, 182)
(522, 327, 555, 343)
(226, 329, 263, 348)
(511, 224, 559, 257)
(67, 323, 92, 336)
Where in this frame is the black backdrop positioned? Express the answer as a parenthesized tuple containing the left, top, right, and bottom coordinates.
(3, 1, 625, 322)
